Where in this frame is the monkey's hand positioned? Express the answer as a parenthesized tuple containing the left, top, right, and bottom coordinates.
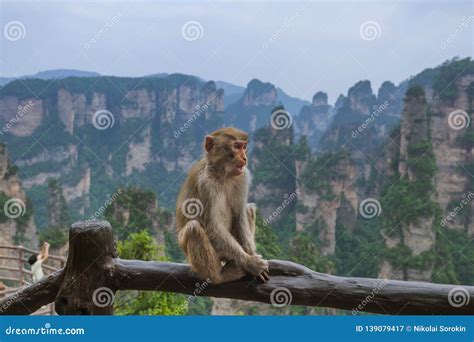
(244, 254, 270, 282)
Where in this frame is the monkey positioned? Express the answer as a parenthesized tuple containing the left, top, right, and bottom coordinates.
(176, 127, 270, 284)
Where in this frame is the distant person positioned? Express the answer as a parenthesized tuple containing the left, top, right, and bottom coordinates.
(28, 242, 50, 282)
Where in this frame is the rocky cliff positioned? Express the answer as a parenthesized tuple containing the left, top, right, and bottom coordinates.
(295, 150, 358, 256)
(103, 187, 172, 251)
(295, 91, 333, 150)
(378, 86, 437, 282)
(226, 79, 279, 132)
(0, 74, 225, 221)
(249, 124, 297, 239)
(377, 59, 474, 283)
(430, 73, 473, 237)
(0, 144, 37, 248)
(320, 79, 402, 157)
(225, 79, 311, 135)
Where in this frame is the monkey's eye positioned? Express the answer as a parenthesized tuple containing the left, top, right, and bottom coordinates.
(234, 142, 246, 150)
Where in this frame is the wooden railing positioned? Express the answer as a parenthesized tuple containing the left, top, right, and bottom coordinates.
(0, 244, 66, 315)
(0, 221, 473, 315)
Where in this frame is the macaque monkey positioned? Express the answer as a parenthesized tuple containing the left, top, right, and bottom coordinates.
(176, 127, 270, 284)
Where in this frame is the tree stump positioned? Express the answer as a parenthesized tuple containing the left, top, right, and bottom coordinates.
(54, 221, 118, 315)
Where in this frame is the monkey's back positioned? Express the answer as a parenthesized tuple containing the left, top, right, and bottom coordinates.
(175, 159, 208, 232)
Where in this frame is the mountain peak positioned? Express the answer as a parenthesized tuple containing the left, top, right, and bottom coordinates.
(243, 79, 277, 107)
(348, 80, 373, 97)
(377, 81, 397, 103)
(312, 91, 328, 107)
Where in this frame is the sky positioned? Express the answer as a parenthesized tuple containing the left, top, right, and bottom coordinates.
(0, 0, 472, 103)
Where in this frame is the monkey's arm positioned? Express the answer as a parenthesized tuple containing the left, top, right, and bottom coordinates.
(233, 209, 257, 255)
(208, 225, 268, 280)
(207, 214, 267, 278)
(207, 222, 251, 265)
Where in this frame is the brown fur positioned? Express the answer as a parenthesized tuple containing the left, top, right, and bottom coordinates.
(176, 128, 268, 284)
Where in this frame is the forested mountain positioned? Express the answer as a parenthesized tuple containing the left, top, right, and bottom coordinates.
(0, 69, 101, 87)
(0, 57, 472, 314)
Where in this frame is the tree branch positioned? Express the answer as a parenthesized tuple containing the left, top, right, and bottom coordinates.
(113, 258, 474, 315)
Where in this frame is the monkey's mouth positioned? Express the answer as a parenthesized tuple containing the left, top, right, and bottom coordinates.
(234, 164, 245, 175)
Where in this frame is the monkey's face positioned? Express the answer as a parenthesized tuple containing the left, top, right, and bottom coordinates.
(205, 131, 248, 177)
(228, 140, 248, 176)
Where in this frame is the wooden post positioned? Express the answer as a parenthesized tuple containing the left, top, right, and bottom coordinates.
(54, 221, 118, 315)
(18, 246, 23, 286)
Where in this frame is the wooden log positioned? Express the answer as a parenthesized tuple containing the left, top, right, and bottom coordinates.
(113, 258, 474, 315)
(0, 270, 63, 315)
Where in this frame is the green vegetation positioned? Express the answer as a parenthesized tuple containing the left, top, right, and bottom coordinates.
(405, 85, 425, 98)
(164, 230, 184, 261)
(255, 211, 283, 259)
(0, 74, 203, 101)
(103, 187, 165, 240)
(115, 230, 187, 315)
(0, 191, 34, 244)
(432, 57, 474, 103)
(432, 228, 459, 284)
(0, 192, 10, 224)
(379, 137, 439, 266)
(301, 150, 352, 201)
(250, 123, 298, 245)
(335, 220, 381, 278)
(288, 233, 333, 273)
(39, 226, 67, 249)
(381, 131, 438, 236)
(38, 180, 70, 248)
(252, 125, 295, 187)
(294, 135, 311, 161)
(377, 109, 462, 281)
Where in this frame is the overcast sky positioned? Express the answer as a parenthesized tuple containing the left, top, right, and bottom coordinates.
(0, 0, 472, 103)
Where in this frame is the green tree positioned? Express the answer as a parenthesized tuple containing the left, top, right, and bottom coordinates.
(39, 179, 70, 249)
(255, 211, 283, 259)
(288, 233, 334, 273)
(114, 230, 187, 315)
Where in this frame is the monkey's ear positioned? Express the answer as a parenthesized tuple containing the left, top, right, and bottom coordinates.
(204, 135, 214, 152)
